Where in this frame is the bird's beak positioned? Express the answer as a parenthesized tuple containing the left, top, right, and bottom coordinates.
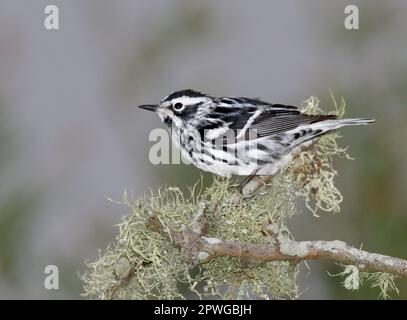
(138, 104, 158, 112)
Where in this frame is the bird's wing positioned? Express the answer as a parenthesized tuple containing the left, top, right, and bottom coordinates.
(197, 100, 336, 144)
(231, 108, 337, 139)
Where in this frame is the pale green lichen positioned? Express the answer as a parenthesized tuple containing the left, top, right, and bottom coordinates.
(291, 94, 350, 216)
(81, 178, 299, 299)
(197, 251, 210, 261)
(335, 265, 362, 290)
(330, 264, 400, 299)
(81, 95, 390, 300)
(368, 272, 399, 299)
(278, 236, 309, 258)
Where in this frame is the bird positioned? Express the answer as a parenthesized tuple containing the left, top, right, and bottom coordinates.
(139, 89, 374, 178)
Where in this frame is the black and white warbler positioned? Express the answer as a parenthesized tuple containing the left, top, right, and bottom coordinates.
(139, 89, 374, 177)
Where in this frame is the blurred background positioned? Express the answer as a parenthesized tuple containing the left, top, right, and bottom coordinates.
(0, 0, 406, 299)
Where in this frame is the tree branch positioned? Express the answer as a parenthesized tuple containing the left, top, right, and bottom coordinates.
(199, 237, 407, 277)
(145, 208, 407, 277)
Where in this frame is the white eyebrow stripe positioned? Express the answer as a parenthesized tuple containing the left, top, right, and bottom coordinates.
(173, 97, 208, 105)
(236, 110, 262, 139)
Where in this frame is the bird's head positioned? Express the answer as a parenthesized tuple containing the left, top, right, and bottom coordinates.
(138, 89, 212, 129)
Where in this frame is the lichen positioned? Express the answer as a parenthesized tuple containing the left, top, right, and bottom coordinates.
(201, 237, 222, 245)
(367, 272, 399, 299)
(289, 94, 350, 216)
(330, 264, 400, 299)
(81, 178, 300, 299)
(278, 236, 309, 258)
(338, 265, 362, 290)
(197, 251, 210, 261)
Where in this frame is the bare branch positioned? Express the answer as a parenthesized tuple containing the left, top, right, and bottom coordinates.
(146, 203, 407, 277)
(199, 237, 407, 277)
(146, 192, 407, 277)
(146, 208, 407, 277)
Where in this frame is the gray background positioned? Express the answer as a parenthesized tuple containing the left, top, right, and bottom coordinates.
(0, 0, 406, 299)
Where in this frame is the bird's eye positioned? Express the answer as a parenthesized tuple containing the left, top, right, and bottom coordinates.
(173, 102, 184, 111)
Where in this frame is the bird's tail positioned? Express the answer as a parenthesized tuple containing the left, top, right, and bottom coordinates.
(327, 118, 375, 127)
(290, 117, 375, 147)
(311, 118, 375, 132)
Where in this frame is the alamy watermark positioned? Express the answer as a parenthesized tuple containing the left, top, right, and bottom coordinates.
(44, 5, 59, 30)
(44, 265, 59, 290)
(41, 4, 359, 32)
(149, 127, 265, 167)
(344, 5, 359, 30)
